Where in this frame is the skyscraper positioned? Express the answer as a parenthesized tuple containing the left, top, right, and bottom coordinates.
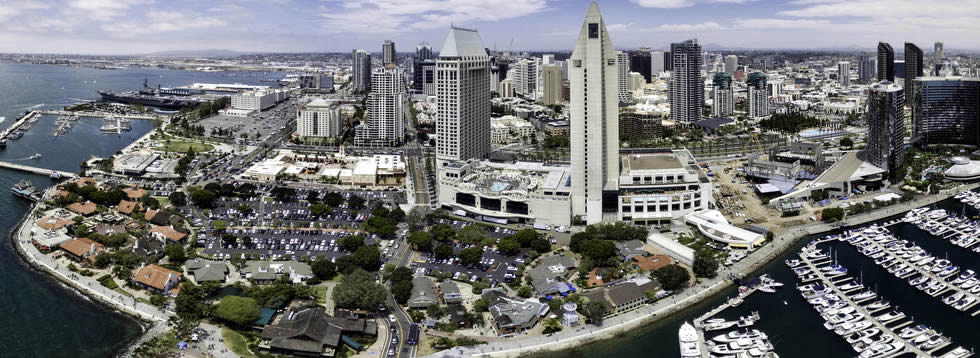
(629, 49, 652, 82)
(435, 26, 491, 163)
(904, 42, 923, 95)
(914, 77, 980, 147)
(351, 49, 372, 92)
(617, 51, 631, 103)
(416, 42, 433, 61)
(356, 64, 405, 147)
(669, 39, 703, 123)
(413, 60, 436, 95)
(570, 3, 619, 225)
(747, 72, 768, 119)
(711, 72, 733, 118)
(934, 41, 944, 74)
(382, 40, 397, 65)
(541, 64, 563, 106)
(858, 55, 877, 83)
(838, 61, 851, 87)
(651, 51, 665, 75)
(866, 81, 905, 179)
(877, 42, 894, 82)
(724, 55, 737, 75)
(513, 59, 537, 100)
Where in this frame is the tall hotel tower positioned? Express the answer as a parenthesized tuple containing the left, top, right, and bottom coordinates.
(570, 3, 619, 225)
(435, 26, 491, 164)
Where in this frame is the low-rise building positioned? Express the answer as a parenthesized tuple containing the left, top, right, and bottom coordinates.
(585, 276, 660, 317)
(407, 276, 437, 309)
(241, 261, 313, 284)
(231, 89, 289, 111)
(296, 99, 343, 140)
(185, 259, 229, 283)
(437, 159, 572, 227)
(60, 237, 105, 265)
(67, 201, 98, 216)
(132, 264, 182, 295)
(483, 288, 548, 337)
(617, 149, 712, 226)
(615, 239, 648, 262)
(527, 255, 577, 297)
(439, 280, 462, 304)
(259, 303, 377, 357)
(150, 225, 187, 243)
(490, 115, 535, 145)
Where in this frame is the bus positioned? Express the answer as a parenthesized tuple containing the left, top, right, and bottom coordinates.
(407, 323, 419, 345)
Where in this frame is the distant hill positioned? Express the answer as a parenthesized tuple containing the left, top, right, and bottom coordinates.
(141, 49, 246, 57)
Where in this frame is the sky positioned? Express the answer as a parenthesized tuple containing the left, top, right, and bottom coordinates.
(0, 0, 977, 55)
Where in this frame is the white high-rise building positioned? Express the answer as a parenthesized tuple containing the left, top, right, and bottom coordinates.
(570, 3, 619, 225)
(296, 99, 342, 139)
(617, 51, 631, 103)
(352, 49, 372, 92)
(542, 54, 555, 65)
(724, 55, 737, 75)
(711, 72, 733, 118)
(838, 61, 851, 87)
(499, 79, 515, 98)
(435, 26, 491, 163)
(651, 51, 665, 75)
(356, 64, 405, 147)
(514, 59, 538, 100)
(541, 64, 563, 106)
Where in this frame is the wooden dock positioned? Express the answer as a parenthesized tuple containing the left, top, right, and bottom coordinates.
(38, 110, 160, 121)
(0, 161, 77, 178)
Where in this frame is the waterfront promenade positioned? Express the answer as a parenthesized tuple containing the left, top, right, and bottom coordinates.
(427, 184, 979, 358)
(11, 199, 239, 358)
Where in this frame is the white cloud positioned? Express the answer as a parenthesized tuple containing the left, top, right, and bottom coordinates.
(732, 18, 831, 30)
(0, 1, 51, 21)
(654, 22, 725, 32)
(319, 0, 550, 33)
(630, 0, 695, 8)
(102, 10, 225, 37)
(69, 0, 153, 21)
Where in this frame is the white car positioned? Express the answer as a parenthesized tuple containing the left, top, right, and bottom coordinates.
(388, 314, 397, 323)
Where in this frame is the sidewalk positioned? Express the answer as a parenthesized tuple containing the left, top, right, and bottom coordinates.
(423, 185, 974, 358)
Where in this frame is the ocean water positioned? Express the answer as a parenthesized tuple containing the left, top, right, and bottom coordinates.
(0, 62, 281, 357)
(538, 199, 979, 358)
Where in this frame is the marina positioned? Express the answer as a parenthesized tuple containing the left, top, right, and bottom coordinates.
(684, 276, 782, 357)
(841, 221, 980, 315)
(790, 240, 973, 358)
(0, 111, 41, 140)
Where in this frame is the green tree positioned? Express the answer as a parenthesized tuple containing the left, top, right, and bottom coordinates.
(323, 192, 344, 207)
(431, 224, 456, 241)
(390, 267, 414, 283)
(407, 231, 433, 249)
(215, 296, 261, 326)
(164, 243, 186, 263)
(310, 202, 332, 217)
(312, 257, 337, 280)
(822, 207, 845, 222)
(581, 300, 608, 324)
(472, 298, 489, 312)
(347, 195, 366, 210)
(497, 238, 520, 256)
(391, 280, 413, 304)
(510, 229, 539, 247)
(338, 235, 365, 251)
(517, 285, 534, 298)
(456, 247, 483, 266)
(530, 238, 552, 253)
(434, 243, 454, 259)
(332, 269, 387, 310)
(839, 137, 854, 148)
(362, 216, 396, 240)
(458, 225, 488, 244)
(692, 251, 719, 278)
(653, 264, 691, 291)
(580, 240, 617, 261)
(189, 188, 216, 208)
(353, 245, 381, 271)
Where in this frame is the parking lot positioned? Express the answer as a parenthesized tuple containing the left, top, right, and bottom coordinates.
(197, 98, 300, 144)
(411, 218, 533, 287)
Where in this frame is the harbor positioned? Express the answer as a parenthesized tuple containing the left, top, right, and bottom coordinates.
(0, 111, 41, 141)
(789, 239, 973, 358)
(0, 160, 77, 179)
(684, 275, 782, 358)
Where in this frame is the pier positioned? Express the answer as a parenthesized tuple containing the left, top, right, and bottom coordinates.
(38, 110, 160, 121)
(0, 111, 41, 140)
(691, 284, 764, 357)
(0, 161, 77, 178)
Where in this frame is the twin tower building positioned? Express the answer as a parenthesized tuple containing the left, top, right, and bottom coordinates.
(436, 3, 701, 226)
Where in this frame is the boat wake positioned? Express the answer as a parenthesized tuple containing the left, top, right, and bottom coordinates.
(25, 103, 44, 110)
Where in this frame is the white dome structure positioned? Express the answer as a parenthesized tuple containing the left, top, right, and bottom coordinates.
(944, 156, 980, 181)
(562, 302, 579, 327)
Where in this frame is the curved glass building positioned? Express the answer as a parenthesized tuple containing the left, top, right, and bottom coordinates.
(914, 77, 980, 147)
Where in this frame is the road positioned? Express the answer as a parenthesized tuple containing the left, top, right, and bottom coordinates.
(403, 97, 433, 207)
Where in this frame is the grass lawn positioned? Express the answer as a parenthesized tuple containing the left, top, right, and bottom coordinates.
(152, 196, 170, 208)
(113, 287, 133, 297)
(222, 326, 255, 358)
(313, 286, 328, 304)
(155, 141, 214, 153)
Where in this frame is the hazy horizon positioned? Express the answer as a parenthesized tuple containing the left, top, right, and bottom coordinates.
(1, 0, 976, 55)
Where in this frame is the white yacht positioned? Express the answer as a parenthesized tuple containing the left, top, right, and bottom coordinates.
(679, 321, 701, 358)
